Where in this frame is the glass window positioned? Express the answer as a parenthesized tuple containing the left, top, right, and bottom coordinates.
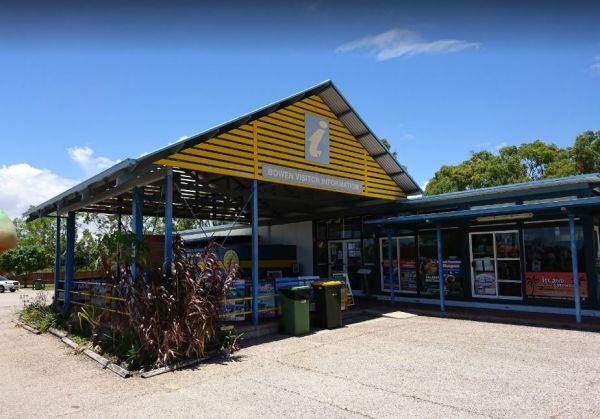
(362, 237, 376, 265)
(315, 240, 328, 277)
(495, 232, 520, 258)
(417, 230, 464, 297)
(327, 219, 342, 240)
(326, 218, 361, 240)
(523, 225, 587, 301)
(316, 221, 327, 241)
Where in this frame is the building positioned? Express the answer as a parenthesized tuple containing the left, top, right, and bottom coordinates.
(25, 80, 600, 323)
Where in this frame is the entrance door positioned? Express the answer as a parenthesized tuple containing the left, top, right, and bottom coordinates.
(379, 236, 417, 294)
(328, 239, 362, 280)
(470, 231, 522, 299)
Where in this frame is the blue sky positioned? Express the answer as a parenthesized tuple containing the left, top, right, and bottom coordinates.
(1, 0, 600, 216)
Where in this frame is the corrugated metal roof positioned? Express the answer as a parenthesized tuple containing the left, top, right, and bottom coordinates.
(318, 84, 422, 195)
(401, 173, 600, 207)
(23, 80, 422, 219)
(23, 159, 138, 219)
(366, 195, 600, 226)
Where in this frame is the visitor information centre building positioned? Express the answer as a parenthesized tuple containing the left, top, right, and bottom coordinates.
(25, 81, 600, 323)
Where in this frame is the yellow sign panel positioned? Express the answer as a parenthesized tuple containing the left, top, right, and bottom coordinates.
(156, 95, 405, 200)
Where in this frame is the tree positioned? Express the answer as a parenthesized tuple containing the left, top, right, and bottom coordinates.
(424, 131, 595, 195)
(380, 138, 398, 159)
(572, 130, 600, 173)
(0, 244, 51, 278)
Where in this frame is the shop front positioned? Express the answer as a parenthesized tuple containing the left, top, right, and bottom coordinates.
(313, 174, 600, 321)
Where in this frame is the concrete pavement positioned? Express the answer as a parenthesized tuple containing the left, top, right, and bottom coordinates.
(1, 290, 600, 418)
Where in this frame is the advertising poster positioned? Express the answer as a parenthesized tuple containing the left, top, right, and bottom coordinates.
(258, 280, 277, 318)
(398, 258, 417, 292)
(420, 258, 463, 296)
(474, 273, 496, 296)
(221, 279, 246, 322)
(525, 272, 587, 300)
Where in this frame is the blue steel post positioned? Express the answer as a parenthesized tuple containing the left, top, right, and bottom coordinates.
(116, 211, 122, 281)
(53, 215, 61, 304)
(163, 168, 173, 276)
(131, 187, 144, 279)
(436, 225, 445, 312)
(568, 214, 582, 323)
(251, 180, 259, 325)
(387, 229, 395, 306)
(64, 212, 75, 311)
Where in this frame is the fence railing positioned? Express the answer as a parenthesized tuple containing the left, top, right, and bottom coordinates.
(57, 281, 280, 320)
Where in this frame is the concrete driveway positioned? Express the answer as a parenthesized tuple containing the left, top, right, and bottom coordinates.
(1, 295, 600, 418)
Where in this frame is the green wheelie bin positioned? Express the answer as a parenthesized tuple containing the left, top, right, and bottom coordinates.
(279, 285, 311, 335)
(311, 281, 343, 329)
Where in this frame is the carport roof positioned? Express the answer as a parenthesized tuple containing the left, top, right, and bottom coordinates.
(24, 80, 420, 222)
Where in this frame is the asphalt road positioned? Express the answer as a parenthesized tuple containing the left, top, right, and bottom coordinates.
(2, 289, 600, 418)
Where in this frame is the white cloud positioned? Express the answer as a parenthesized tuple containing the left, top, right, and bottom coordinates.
(336, 28, 481, 61)
(0, 163, 77, 218)
(67, 146, 117, 177)
(494, 142, 508, 151)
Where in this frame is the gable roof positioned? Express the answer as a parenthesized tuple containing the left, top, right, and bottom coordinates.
(24, 80, 421, 220)
(143, 80, 421, 195)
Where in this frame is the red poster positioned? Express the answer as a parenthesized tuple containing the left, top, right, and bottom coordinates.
(525, 272, 587, 299)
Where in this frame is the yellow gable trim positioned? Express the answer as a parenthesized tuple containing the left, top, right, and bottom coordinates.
(156, 95, 405, 200)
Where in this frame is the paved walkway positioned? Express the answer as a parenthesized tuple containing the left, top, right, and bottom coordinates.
(2, 290, 600, 418)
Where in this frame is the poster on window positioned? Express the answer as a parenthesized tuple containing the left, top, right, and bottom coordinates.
(474, 273, 497, 296)
(525, 272, 587, 299)
(399, 258, 417, 292)
(419, 258, 463, 296)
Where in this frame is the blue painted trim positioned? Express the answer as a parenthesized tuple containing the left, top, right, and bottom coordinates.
(568, 214, 582, 323)
(131, 187, 144, 279)
(251, 180, 259, 326)
(64, 212, 75, 311)
(53, 216, 61, 304)
(366, 196, 600, 226)
(387, 230, 395, 306)
(436, 225, 445, 312)
(163, 168, 173, 276)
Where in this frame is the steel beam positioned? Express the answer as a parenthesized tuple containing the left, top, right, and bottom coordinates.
(387, 229, 395, 306)
(436, 225, 445, 312)
(64, 212, 75, 311)
(57, 168, 165, 216)
(251, 179, 259, 326)
(164, 168, 173, 276)
(568, 214, 582, 323)
(131, 187, 144, 279)
(53, 215, 61, 304)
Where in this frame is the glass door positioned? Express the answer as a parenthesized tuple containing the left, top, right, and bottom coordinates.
(328, 241, 345, 276)
(328, 239, 362, 278)
(495, 232, 522, 298)
(470, 231, 522, 299)
(379, 236, 417, 293)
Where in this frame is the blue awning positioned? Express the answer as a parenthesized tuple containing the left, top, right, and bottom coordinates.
(365, 195, 600, 226)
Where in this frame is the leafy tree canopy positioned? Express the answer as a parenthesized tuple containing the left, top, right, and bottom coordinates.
(425, 130, 599, 195)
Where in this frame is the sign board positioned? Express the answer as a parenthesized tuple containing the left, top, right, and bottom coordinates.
(525, 271, 587, 299)
(305, 113, 329, 164)
(262, 163, 363, 194)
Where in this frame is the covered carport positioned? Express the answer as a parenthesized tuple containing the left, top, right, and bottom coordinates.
(23, 80, 421, 325)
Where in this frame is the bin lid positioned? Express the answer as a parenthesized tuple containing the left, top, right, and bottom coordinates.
(278, 285, 311, 291)
(279, 285, 311, 300)
(312, 280, 343, 287)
